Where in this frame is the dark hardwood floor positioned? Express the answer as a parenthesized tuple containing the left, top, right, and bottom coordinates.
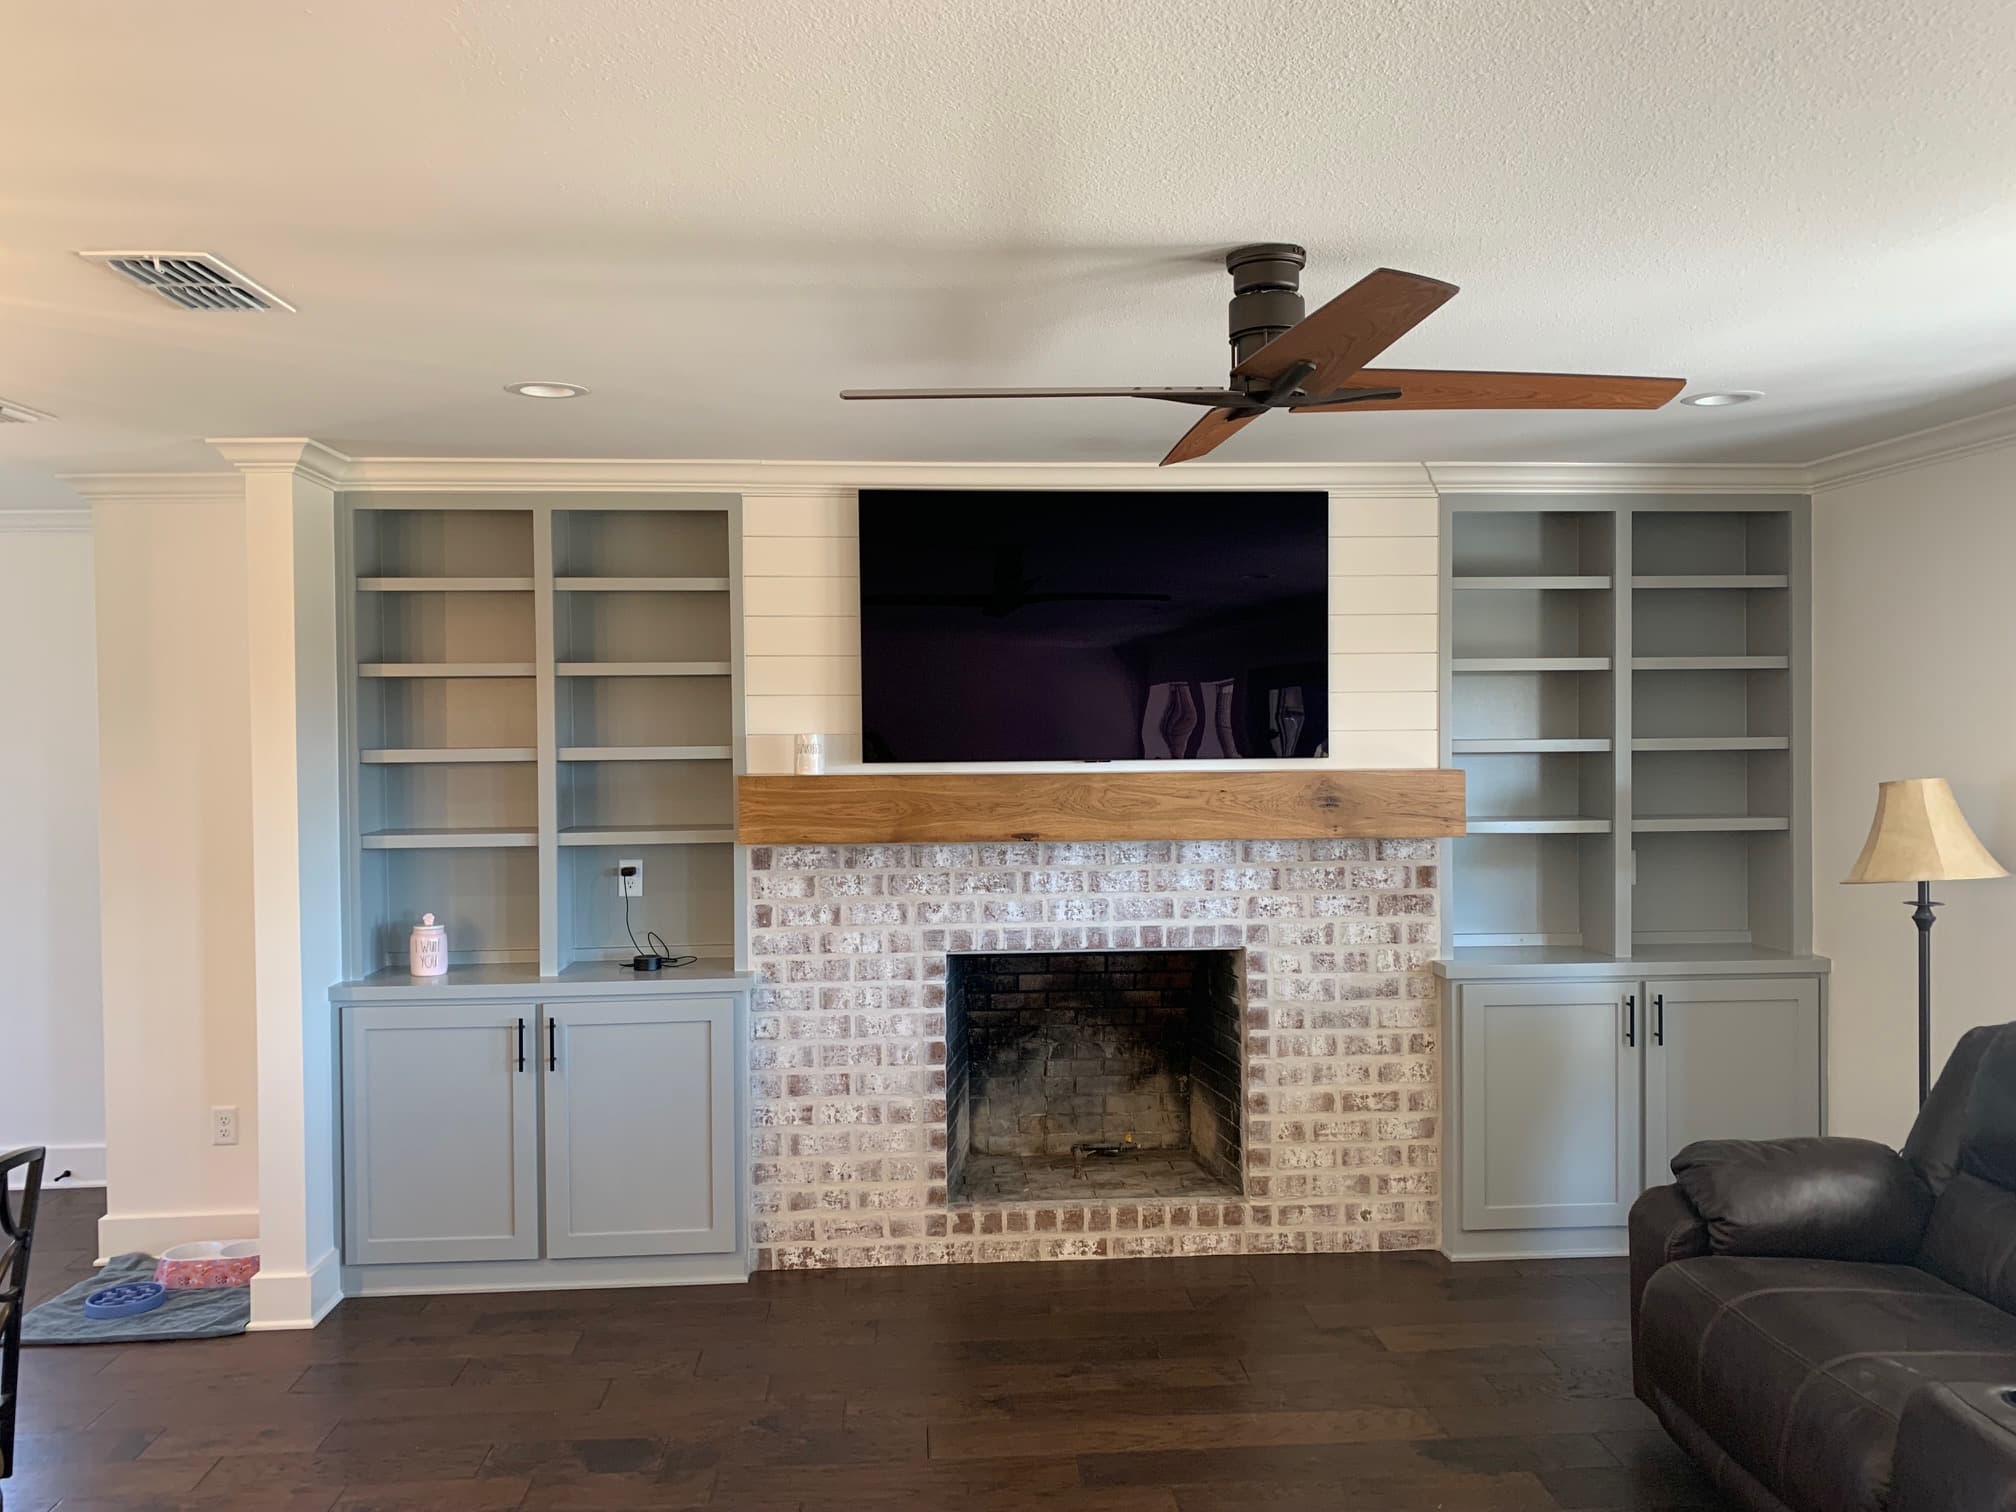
(8, 1190, 1728, 1511)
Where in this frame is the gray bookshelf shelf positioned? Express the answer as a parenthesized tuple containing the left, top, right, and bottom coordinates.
(555, 661, 732, 678)
(357, 576, 536, 592)
(1451, 575, 1611, 591)
(1465, 816, 1614, 835)
(361, 747, 537, 764)
(1451, 656, 1611, 673)
(360, 828, 540, 849)
(1450, 738, 1612, 754)
(346, 498, 742, 976)
(1443, 498, 1809, 956)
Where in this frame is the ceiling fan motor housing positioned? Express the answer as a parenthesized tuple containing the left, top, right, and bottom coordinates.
(1226, 243, 1307, 372)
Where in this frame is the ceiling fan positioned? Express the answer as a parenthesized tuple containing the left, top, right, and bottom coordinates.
(841, 244, 1684, 465)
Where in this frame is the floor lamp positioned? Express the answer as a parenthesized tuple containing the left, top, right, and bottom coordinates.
(1845, 777, 2007, 1105)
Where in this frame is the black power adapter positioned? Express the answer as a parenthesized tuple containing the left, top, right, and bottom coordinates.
(619, 864, 698, 973)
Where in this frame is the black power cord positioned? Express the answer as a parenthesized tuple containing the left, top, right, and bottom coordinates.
(620, 865, 697, 972)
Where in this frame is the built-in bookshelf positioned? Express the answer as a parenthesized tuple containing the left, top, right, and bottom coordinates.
(345, 496, 741, 976)
(1441, 497, 1809, 958)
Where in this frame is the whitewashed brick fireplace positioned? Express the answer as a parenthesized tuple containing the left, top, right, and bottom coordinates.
(747, 836, 1441, 1269)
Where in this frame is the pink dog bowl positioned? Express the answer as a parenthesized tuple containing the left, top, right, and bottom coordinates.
(153, 1240, 261, 1289)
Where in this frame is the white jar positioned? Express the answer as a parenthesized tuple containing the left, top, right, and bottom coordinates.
(794, 733, 826, 775)
(409, 912, 448, 977)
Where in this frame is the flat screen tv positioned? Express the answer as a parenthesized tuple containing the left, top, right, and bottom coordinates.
(859, 490, 1328, 763)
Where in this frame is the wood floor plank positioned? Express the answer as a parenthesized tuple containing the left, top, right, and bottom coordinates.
(5, 1191, 1729, 1511)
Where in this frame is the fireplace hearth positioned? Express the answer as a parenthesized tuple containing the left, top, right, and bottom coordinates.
(946, 951, 1244, 1204)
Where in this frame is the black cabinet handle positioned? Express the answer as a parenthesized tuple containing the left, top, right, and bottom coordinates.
(1654, 994, 1665, 1046)
(548, 1018, 558, 1072)
(516, 1017, 526, 1072)
(1624, 994, 1637, 1048)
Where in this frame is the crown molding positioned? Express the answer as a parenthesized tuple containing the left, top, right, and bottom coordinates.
(1806, 404, 2016, 492)
(206, 437, 351, 490)
(324, 454, 1442, 496)
(58, 471, 242, 506)
(0, 508, 91, 533)
(1426, 461, 1808, 495)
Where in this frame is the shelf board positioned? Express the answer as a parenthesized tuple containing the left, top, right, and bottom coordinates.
(557, 825, 737, 847)
(554, 576, 732, 593)
(558, 745, 734, 762)
(1632, 575, 1789, 590)
(360, 747, 537, 764)
(555, 661, 733, 678)
(1631, 656, 1789, 672)
(1462, 816, 1613, 835)
(1451, 657, 1611, 673)
(1451, 575, 1611, 591)
(1451, 738, 1612, 754)
(1631, 815, 1791, 833)
(357, 576, 534, 592)
(1630, 736, 1790, 752)
(359, 663, 536, 678)
(360, 828, 539, 849)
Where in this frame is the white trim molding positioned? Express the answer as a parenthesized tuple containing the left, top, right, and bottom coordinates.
(248, 1245, 344, 1331)
(60, 472, 241, 507)
(1807, 404, 2016, 492)
(2, 1141, 105, 1188)
(0, 508, 92, 532)
(96, 1206, 261, 1264)
(1425, 461, 1807, 495)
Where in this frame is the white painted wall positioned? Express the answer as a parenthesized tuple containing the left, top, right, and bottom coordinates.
(91, 492, 263, 1253)
(1812, 439, 2016, 1146)
(742, 489, 1439, 773)
(0, 512, 106, 1187)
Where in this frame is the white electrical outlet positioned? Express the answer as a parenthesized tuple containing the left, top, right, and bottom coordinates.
(618, 858, 644, 897)
(212, 1106, 240, 1146)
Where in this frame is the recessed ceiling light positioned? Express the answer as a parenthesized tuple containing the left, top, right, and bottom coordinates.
(505, 381, 589, 399)
(1681, 390, 1764, 407)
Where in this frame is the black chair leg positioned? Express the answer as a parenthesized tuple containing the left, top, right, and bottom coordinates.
(0, 1146, 47, 1494)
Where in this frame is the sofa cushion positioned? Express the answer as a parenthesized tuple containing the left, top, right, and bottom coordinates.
(1639, 1255, 2016, 1512)
(1919, 1171, 2016, 1312)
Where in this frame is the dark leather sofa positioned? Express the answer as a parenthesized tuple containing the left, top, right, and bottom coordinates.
(1630, 1023, 2016, 1512)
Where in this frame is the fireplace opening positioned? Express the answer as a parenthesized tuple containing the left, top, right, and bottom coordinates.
(945, 950, 1245, 1205)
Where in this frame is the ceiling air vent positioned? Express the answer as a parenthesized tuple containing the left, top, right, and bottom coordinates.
(0, 397, 54, 423)
(78, 251, 295, 312)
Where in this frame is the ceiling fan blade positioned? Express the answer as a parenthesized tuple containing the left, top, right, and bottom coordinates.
(1160, 407, 1264, 466)
(1233, 268, 1458, 395)
(1292, 369, 1686, 412)
(840, 386, 1247, 406)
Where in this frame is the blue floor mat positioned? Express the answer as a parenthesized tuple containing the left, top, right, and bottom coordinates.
(22, 1252, 250, 1344)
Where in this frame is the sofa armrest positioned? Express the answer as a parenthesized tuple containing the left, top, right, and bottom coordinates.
(1672, 1135, 1933, 1262)
(1628, 1183, 1709, 1401)
(1890, 1382, 2016, 1512)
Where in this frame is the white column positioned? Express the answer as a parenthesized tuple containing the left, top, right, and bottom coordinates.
(216, 440, 348, 1328)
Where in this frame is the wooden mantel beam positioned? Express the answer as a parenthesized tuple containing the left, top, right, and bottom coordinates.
(736, 770, 1466, 845)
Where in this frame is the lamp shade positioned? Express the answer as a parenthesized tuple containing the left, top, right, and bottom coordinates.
(1844, 778, 2008, 884)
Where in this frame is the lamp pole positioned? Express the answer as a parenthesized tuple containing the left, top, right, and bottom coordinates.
(1911, 882, 1938, 1106)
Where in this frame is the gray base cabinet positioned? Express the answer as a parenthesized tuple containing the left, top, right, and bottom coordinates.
(1439, 962, 1825, 1259)
(543, 998, 737, 1258)
(338, 983, 748, 1273)
(1458, 982, 1641, 1232)
(342, 1003, 541, 1265)
(1642, 976, 1821, 1187)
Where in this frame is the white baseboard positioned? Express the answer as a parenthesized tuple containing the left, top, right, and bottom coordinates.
(3, 1140, 107, 1189)
(96, 1207, 260, 1263)
(247, 1246, 343, 1330)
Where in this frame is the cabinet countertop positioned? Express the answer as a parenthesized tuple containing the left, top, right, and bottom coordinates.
(1432, 945, 1831, 981)
(331, 959, 755, 1003)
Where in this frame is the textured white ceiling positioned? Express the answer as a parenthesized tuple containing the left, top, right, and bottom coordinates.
(3, 0, 2015, 477)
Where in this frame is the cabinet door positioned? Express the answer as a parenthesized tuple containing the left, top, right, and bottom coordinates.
(1643, 976, 1821, 1187)
(542, 996, 738, 1259)
(342, 1003, 540, 1265)
(1460, 981, 1641, 1230)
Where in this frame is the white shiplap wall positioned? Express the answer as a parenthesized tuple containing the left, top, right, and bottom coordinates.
(743, 489, 1438, 774)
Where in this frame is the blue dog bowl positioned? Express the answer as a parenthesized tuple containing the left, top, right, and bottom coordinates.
(83, 1281, 166, 1320)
